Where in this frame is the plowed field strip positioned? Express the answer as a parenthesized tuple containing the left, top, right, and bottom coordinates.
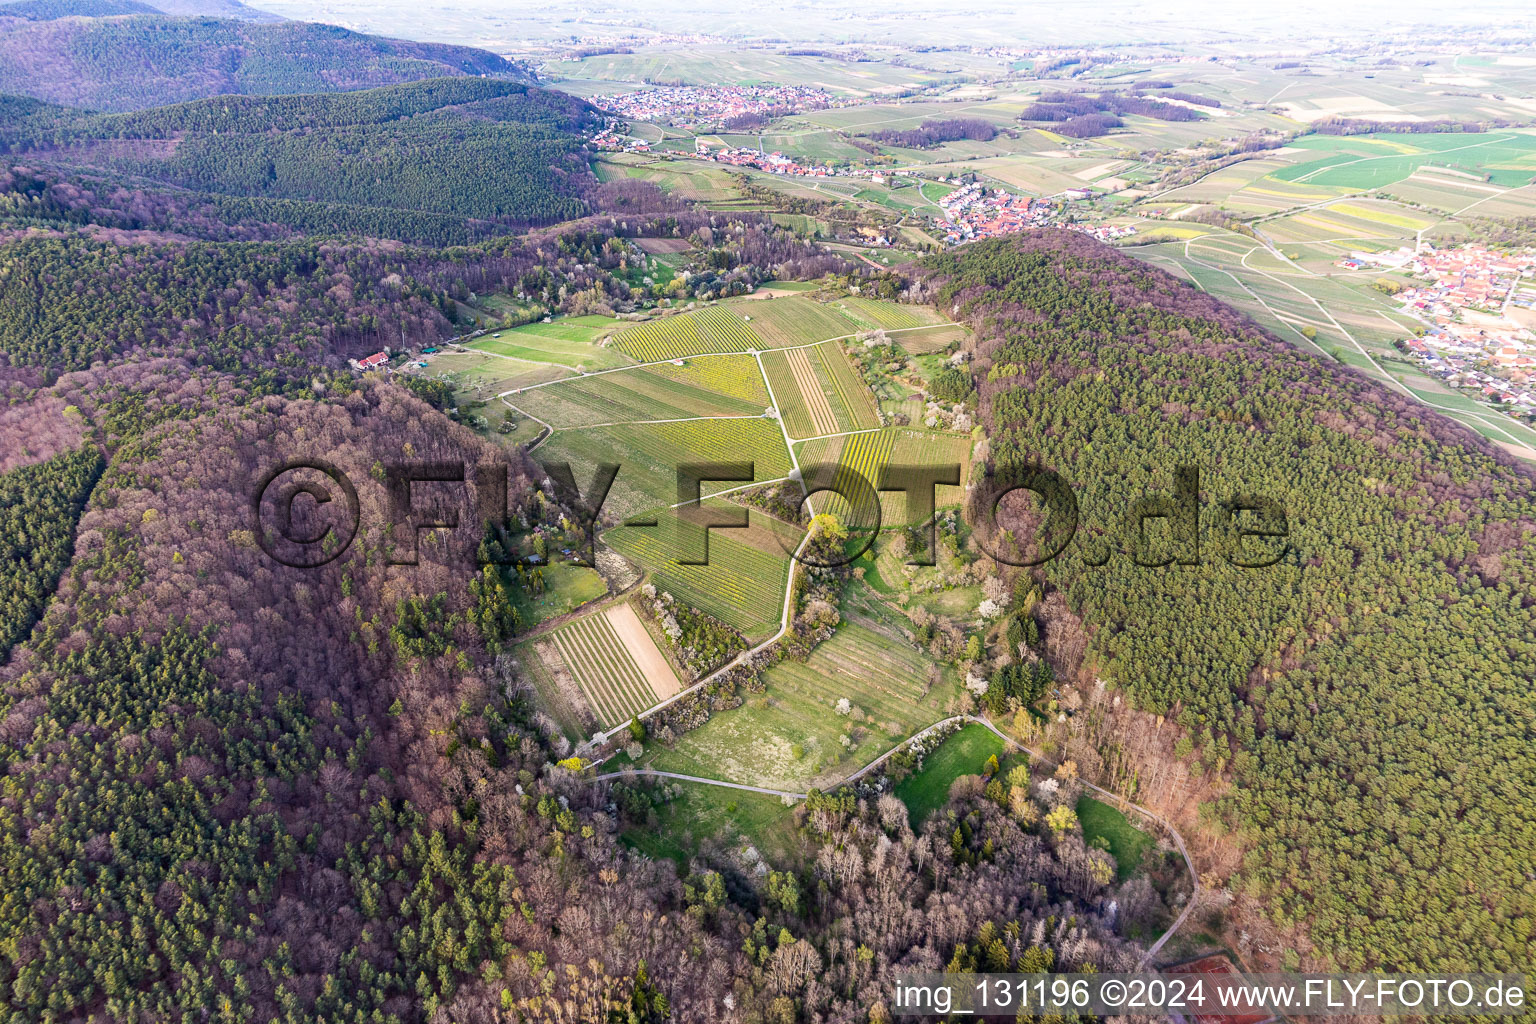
(787, 347, 839, 435)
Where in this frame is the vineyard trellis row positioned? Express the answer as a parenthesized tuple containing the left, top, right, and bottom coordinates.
(550, 614, 654, 728)
(804, 429, 895, 529)
(613, 306, 762, 361)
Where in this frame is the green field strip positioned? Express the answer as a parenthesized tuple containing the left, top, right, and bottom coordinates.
(834, 297, 938, 331)
(818, 341, 882, 430)
(613, 305, 763, 361)
(735, 296, 857, 348)
(761, 349, 817, 438)
(513, 358, 768, 427)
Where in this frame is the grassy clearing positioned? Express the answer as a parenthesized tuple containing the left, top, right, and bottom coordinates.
(1077, 795, 1155, 881)
(428, 352, 572, 400)
(510, 355, 769, 427)
(620, 781, 802, 868)
(893, 723, 1005, 827)
(468, 324, 631, 370)
(509, 562, 609, 627)
(534, 416, 792, 523)
(640, 617, 957, 790)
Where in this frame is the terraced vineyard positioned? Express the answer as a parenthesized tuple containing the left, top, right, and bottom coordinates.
(638, 617, 956, 790)
(735, 296, 857, 348)
(613, 305, 761, 361)
(509, 355, 769, 427)
(549, 613, 657, 729)
(605, 506, 798, 638)
(536, 417, 793, 522)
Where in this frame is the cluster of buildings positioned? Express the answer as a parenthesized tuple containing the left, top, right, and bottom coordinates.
(691, 138, 839, 177)
(936, 181, 1050, 245)
(590, 85, 839, 129)
(1374, 245, 1536, 416)
(1072, 222, 1139, 243)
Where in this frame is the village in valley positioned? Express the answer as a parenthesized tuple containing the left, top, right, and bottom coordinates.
(589, 84, 843, 129)
(1344, 245, 1536, 420)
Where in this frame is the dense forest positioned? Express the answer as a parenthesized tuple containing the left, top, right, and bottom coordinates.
(0, 442, 101, 659)
(0, 79, 600, 239)
(0, 0, 161, 17)
(914, 232, 1536, 972)
(0, 342, 1147, 1020)
(0, 200, 850, 379)
(1017, 90, 1207, 138)
(868, 118, 997, 149)
(0, 15, 515, 110)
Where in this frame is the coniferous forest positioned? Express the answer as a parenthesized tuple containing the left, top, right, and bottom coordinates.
(917, 232, 1535, 971)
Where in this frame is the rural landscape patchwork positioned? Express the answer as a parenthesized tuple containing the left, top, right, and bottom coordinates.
(0, 0, 1533, 1020)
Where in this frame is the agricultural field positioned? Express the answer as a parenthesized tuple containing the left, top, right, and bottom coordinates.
(467, 325, 631, 371)
(551, 47, 956, 97)
(613, 305, 762, 361)
(604, 504, 799, 639)
(831, 297, 946, 332)
(534, 603, 682, 733)
(1129, 234, 1536, 456)
(893, 723, 1006, 826)
(732, 296, 857, 348)
(596, 153, 762, 206)
(892, 323, 973, 354)
(1271, 132, 1536, 190)
(507, 354, 770, 427)
(635, 617, 959, 791)
(762, 342, 879, 439)
(797, 428, 896, 529)
(534, 416, 793, 522)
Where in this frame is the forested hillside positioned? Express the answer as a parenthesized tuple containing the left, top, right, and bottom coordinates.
(0, 16, 514, 110)
(916, 232, 1536, 971)
(0, 354, 1144, 1018)
(0, 79, 597, 237)
(0, 201, 843, 378)
(0, 0, 280, 19)
(1, 0, 162, 17)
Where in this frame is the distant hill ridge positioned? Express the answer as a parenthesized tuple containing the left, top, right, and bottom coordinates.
(0, 77, 601, 242)
(0, 14, 521, 110)
(1, 0, 279, 21)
